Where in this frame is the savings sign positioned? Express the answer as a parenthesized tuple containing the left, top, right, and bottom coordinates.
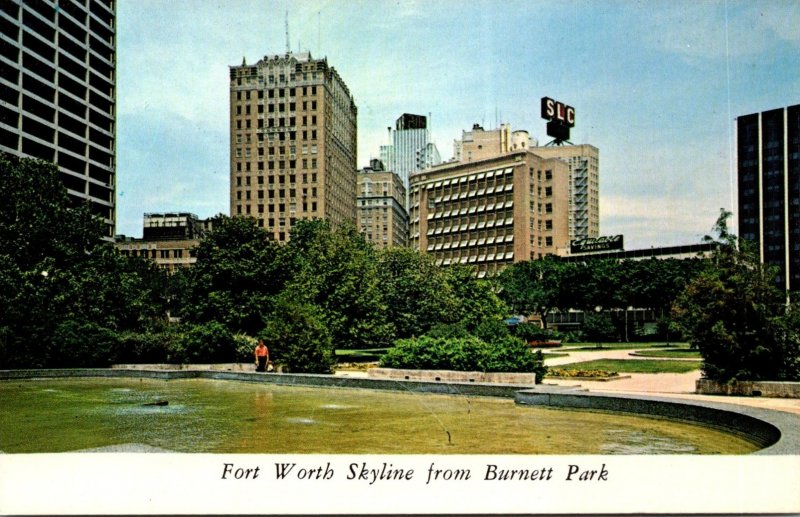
(541, 97, 575, 142)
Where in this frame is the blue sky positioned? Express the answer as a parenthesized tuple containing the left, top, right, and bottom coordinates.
(116, 0, 799, 249)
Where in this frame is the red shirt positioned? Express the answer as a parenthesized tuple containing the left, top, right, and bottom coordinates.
(255, 345, 269, 357)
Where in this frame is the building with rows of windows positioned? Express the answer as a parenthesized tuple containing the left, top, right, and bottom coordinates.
(737, 104, 800, 293)
(228, 52, 357, 243)
(357, 159, 408, 248)
(409, 150, 570, 277)
(0, 0, 116, 238)
(115, 213, 215, 273)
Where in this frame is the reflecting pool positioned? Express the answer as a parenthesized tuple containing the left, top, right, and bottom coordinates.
(0, 378, 760, 454)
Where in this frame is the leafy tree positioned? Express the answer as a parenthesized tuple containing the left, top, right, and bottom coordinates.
(283, 220, 393, 348)
(261, 292, 335, 373)
(582, 313, 618, 345)
(178, 215, 285, 334)
(445, 264, 509, 331)
(1, 153, 169, 367)
(497, 256, 568, 328)
(376, 246, 458, 339)
(673, 210, 800, 381)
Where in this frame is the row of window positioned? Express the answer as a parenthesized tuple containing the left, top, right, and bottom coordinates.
(234, 85, 318, 101)
(234, 172, 317, 186)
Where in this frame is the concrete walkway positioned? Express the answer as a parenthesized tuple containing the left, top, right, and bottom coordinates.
(542, 346, 800, 416)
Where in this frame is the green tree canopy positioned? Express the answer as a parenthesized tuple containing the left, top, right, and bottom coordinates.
(1, 153, 169, 367)
(177, 215, 285, 335)
(673, 210, 800, 381)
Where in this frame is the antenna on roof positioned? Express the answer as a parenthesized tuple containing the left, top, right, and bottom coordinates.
(284, 10, 290, 54)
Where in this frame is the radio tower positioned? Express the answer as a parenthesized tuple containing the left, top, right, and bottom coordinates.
(284, 10, 290, 54)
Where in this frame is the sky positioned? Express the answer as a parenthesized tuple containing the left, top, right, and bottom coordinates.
(115, 0, 800, 249)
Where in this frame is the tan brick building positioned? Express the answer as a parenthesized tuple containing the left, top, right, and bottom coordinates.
(229, 52, 357, 242)
(409, 151, 570, 277)
(115, 213, 211, 273)
(531, 144, 600, 241)
(357, 160, 408, 248)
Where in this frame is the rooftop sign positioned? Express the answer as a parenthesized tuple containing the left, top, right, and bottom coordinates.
(541, 97, 575, 143)
(570, 235, 624, 254)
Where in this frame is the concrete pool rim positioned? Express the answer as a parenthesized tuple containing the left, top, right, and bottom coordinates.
(1, 368, 797, 455)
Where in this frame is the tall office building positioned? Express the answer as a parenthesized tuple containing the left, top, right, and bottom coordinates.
(0, 0, 117, 238)
(380, 113, 441, 190)
(737, 104, 800, 292)
(357, 159, 408, 248)
(452, 124, 600, 242)
(409, 150, 570, 277)
(532, 144, 600, 241)
(229, 52, 357, 242)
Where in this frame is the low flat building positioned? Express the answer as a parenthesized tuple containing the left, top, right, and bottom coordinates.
(115, 213, 212, 272)
(409, 150, 570, 277)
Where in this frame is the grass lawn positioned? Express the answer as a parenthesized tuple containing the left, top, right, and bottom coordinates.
(555, 358, 701, 374)
(563, 342, 690, 351)
(335, 348, 389, 363)
(634, 348, 702, 359)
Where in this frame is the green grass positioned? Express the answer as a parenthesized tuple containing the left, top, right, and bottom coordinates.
(556, 358, 701, 374)
(335, 348, 389, 363)
(563, 342, 690, 351)
(634, 348, 702, 359)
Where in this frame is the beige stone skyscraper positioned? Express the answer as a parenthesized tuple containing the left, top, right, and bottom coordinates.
(229, 52, 357, 242)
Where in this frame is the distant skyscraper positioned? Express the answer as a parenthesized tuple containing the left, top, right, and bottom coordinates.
(357, 159, 408, 248)
(0, 0, 117, 238)
(229, 52, 358, 242)
(380, 113, 441, 190)
(737, 104, 800, 292)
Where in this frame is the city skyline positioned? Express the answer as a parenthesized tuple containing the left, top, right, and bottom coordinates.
(116, 0, 799, 249)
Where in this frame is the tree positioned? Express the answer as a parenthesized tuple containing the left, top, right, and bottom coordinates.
(283, 220, 393, 348)
(376, 247, 458, 339)
(178, 215, 285, 334)
(497, 256, 569, 328)
(261, 292, 335, 374)
(673, 210, 800, 382)
(1, 153, 169, 367)
(445, 264, 509, 331)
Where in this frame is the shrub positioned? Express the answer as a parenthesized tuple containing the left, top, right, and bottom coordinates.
(380, 335, 547, 382)
(172, 322, 238, 364)
(116, 331, 171, 364)
(262, 296, 335, 374)
(513, 323, 560, 343)
(51, 320, 119, 367)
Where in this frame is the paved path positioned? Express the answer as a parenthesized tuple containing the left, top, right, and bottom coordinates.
(543, 346, 800, 416)
(336, 345, 800, 415)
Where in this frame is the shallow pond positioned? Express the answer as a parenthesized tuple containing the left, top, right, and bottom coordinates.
(0, 378, 760, 454)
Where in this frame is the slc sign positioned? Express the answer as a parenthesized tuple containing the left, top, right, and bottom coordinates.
(541, 97, 575, 143)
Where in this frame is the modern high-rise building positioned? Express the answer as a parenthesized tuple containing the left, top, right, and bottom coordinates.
(380, 113, 441, 191)
(532, 144, 600, 241)
(229, 52, 358, 242)
(357, 159, 408, 248)
(737, 104, 800, 293)
(409, 150, 570, 277)
(0, 0, 117, 238)
(452, 123, 600, 243)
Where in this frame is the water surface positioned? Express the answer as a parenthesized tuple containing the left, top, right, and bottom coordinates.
(0, 378, 759, 454)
